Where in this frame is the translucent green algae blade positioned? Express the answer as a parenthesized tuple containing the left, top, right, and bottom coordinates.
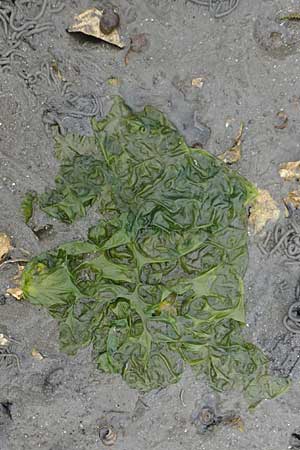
(21, 97, 289, 407)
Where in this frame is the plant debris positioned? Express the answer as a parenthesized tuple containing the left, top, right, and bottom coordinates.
(279, 161, 300, 181)
(31, 348, 44, 360)
(0, 233, 11, 261)
(274, 111, 288, 129)
(21, 191, 37, 224)
(6, 287, 23, 301)
(218, 122, 244, 165)
(68, 8, 125, 48)
(51, 61, 64, 81)
(222, 414, 245, 432)
(21, 97, 288, 407)
(13, 265, 25, 282)
(191, 77, 205, 88)
(284, 191, 300, 213)
(248, 189, 280, 234)
(0, 259, 28, 271)
(280, 13, 300, 21)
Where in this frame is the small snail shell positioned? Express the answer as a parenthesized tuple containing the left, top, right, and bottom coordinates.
(100, 9, 120, 35)
(199, 406, 215, 426)
(99, 426, 117, 446)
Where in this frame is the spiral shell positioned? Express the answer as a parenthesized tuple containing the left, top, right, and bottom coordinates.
(199, 406, 215, 427)
(99, 426, 117, 446)
(100, 9, 120, 35)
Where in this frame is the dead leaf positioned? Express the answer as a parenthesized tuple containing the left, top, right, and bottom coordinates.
(13, 265, 25, 282)
(6, 287, 23, 300)
(191, 77, 205, 88)
(223, 415, 245, 432)
(248, 189, 280, 234)
(31, 348, 44, 361)
(51, 61, 64, 81)
(0, 334, 9, 347)
(283, 190, 300, 214)
(279, 161, 300, 181)
(274, 111, 288, 129)
(0, 233, 11, 261)
(68, 8, 125, 48)
(218, 122, 244, 164)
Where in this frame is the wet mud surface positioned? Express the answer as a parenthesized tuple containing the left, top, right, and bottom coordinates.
(1, 0, 300, 449)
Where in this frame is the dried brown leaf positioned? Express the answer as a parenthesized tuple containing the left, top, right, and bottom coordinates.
(218, 145, 241, 164)
(68, 8, 125, 48)
(13, 265, 25, 282)
(191, 77, 205, 88)
(6, 287, 23, 300)
(283, 190, 300, 212)
(223, 415, 245, 432)
(248, 189, 280, 234)
(279, 161, 300, 181)
(31, 348, 44, 361)
(0, 233, 11, 261)
(218, 122, 244, 164)
(51, 61, 64, 81)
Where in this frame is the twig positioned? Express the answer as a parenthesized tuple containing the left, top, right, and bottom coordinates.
(0, 259, 28, 271)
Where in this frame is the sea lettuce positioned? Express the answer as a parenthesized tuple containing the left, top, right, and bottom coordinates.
(21, 97, 288, 407)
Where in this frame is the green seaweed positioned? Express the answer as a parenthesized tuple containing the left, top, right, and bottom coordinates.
(21, 191, 37, 224)
(280, 13, 300, 21)
(21, 97, 289, 407)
